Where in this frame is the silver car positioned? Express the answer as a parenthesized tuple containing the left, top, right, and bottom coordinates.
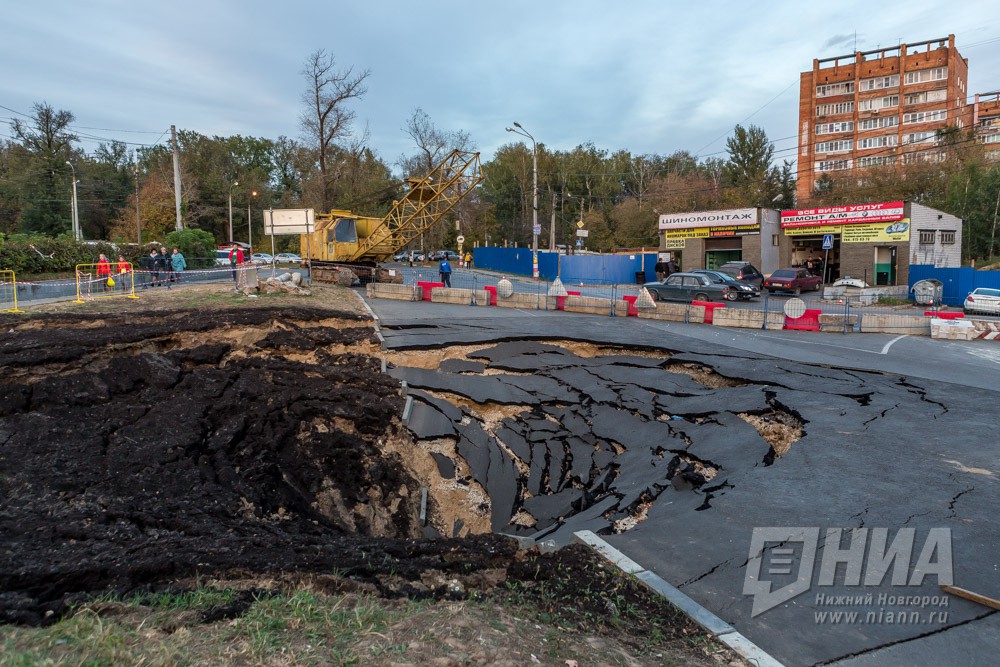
(643, 272, 731, 302)
(963, 287, 1000, 315)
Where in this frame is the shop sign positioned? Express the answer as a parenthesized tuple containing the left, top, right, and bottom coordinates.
(659, 208, 757, 230)
(782, 220, 911, 242)
(780, 201, 904, 228)
(783, 224, 842, 237)
(662, 224, 760, 239)
(663, 238, 687, 249)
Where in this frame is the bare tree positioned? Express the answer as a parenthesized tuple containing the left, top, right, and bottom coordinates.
(399, 107, 473, 177)
(300, 50, 370, 209)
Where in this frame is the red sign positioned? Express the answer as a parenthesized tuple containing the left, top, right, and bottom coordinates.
(781, 201, 904, 228)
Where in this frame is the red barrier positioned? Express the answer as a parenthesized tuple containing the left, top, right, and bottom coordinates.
(483, 285, 498, 306)
(784, 308, 822, 331)
(622, 294, 639, 316)
(926, 311, 964, 320)
(692, 300, 725, 324)
(416, 281, 443, 301)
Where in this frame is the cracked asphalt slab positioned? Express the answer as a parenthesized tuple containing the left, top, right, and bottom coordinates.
(368, 294, 1000, 666)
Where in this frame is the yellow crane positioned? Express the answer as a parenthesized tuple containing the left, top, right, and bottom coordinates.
(301, 149, 482, 282)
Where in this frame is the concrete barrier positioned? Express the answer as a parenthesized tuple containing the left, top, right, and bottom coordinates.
(859, 313, 931, 335)
(495, 292, 545, 310)
(636, 302, 703, 323)
(712, 308, 784, 330)
(563, 295, 614, 315)
(818, 313, 859, 333)
(970, 319, 1000, 340)
(367, 283, 417, 301)
(430, 287, 477, 305)
(931, 318, 976, 341)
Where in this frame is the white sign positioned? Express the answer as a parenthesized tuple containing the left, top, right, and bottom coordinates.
(658, 208, 757, 231)
(576, 229, 589, 237)
(456, 235, 465, 244)
(263, 209, 315, 235)
(532, 225, 542, 235)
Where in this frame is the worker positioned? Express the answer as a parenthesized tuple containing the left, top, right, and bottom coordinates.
(438, 256, 452, 288)
(465, 252, 473, 269)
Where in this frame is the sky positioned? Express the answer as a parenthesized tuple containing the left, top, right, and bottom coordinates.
(3, 1, 1000, 172)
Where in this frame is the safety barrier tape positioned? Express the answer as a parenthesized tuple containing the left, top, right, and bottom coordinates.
(2, 265, 260, 288)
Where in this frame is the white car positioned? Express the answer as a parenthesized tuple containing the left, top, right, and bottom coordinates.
(963, 287, 1000, 315)
(273, 253, 302, 263)
(250, 253, 274, 265)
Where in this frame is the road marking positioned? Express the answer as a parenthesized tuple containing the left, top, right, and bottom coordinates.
(880, 334, 907, 355)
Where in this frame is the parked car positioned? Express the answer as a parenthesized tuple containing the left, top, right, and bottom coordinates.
(428, 250, 461, 262)
(716, 261, 764, 289)
(763, 268, 822, 294)
(692, 269, 760, 301)
(963, 287, 1000, 315)
(393, 250, 424, 262)
(643, 272, 731, 302)
(250, 253, 274, 265)
(273, 253, 302, 263)
(215, 249, 233, 266)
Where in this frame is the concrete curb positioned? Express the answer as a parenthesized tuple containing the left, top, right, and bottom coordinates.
(573, 530, 784, 667)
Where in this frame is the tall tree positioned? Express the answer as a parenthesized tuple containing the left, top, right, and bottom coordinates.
(300, 50, 370, 210)
(724, 124, 779, 207)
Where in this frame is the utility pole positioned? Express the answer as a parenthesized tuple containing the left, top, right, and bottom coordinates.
(65, 161, 80, 241)
(506, 122, 539, 278)
(170, 125, 183, 230)
(134, 163, 142, 245)
(550, 190, 556, 250)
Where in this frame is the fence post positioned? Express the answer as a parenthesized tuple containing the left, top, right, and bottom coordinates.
(761, 291, 769, 330)
(843, 299, 849, 335)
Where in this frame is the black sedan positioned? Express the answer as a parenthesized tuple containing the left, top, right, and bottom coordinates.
(691, 269, 760, 301)
(643, 272, 731, 303)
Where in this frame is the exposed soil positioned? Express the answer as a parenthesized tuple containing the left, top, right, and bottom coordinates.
(0, 301, 743, 667)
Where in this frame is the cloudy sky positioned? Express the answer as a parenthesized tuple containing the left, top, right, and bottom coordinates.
(3, 1, 999, 170)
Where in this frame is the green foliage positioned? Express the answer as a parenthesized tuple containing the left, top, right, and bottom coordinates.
(0, 233, 118, 274)
(165, 228, 216, 259)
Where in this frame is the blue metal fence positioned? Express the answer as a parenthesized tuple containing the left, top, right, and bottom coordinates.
(472, 247, 658, 284)
(908, 265, 1000, 306)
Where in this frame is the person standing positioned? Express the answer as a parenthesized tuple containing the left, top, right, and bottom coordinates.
(438, 256, 452, 288)
(158, 247, 172, 288)
(146, 249, 160, 287)
(655, 256, 668, 282)
(666, 257, 679, 276)
(96, 254, 112, 292)
(229, 246, 245, 288)
(465, 252, 473, 269)
(171, 247, 187, 282)
(115, 255, 130, 292)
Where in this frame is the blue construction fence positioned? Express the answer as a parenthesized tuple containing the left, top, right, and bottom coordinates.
(472, 247, 659, 284)
(908, 265, 1000, 306)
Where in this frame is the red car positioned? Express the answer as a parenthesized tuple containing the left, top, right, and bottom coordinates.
(764, 268, 822, 294)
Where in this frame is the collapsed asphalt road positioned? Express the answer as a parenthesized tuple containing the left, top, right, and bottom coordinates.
(373, 300, 1000, 667)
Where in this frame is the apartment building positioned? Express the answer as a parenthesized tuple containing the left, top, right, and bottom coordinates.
(796, 35, 969, 203)
(971, 91, 1000, 157)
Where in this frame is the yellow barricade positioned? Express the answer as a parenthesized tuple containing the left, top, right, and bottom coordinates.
(75, 262, 139, 303)
(0, 270, 23, 313)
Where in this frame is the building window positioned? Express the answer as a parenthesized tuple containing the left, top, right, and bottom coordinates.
(858, 155, 897, 168)
(982, 132, 1000, 145)
(903, 131, 937, 145)
(816, 121, 855, 135)
(859, 95, 899, 112)
(904, 67, 948, 85)
(817, 102, 854, 117)
(918, 230, 936, 245)
(860, 75, 900, 91)
(903, 109, 947, 124)
(816, 82, 855, 98)
(772, 234, 779, 246)
(816, 159, 852, 171)
(857, 135, 898, 149)
(904, 89, 947, 105)
(816, 140, 853, 154)
(859, 115, 899, 130)
(940, 230, 956, 244)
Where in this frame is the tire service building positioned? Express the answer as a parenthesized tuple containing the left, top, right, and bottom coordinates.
(657, 208, 780, 275)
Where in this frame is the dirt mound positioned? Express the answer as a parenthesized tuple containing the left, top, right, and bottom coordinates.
(0, 307, 515, 625)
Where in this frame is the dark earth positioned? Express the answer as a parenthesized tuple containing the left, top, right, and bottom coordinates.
(0, 306, 718, 656)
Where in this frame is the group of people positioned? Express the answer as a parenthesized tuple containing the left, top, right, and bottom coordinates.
(94, 254, 133, 292)
(139, 247, 187, 289)
(654, 256, 679, 282)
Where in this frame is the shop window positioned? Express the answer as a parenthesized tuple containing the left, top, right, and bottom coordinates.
(772, 234, 779, 246)
(918, 230, 936, 245)
(940, 230, 956, 244)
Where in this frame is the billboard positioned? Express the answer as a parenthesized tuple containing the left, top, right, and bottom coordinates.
(658, 208, 757, 230)
(780, 201, 904, 228)
(263, 209, 315, 235)
(783, 219, 911, 242)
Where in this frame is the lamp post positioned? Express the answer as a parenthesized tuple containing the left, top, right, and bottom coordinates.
(247, 190, 258, 251)
(65, 161, 80, 241)
(228, 180, 239, 243)
(506, 122, 539, 278)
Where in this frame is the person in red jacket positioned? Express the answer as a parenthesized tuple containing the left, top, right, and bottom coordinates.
(116, 255, 130, 292)
(96, 254, 112, 291)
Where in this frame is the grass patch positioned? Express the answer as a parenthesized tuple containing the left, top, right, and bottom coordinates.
(875, 295, 913, 306)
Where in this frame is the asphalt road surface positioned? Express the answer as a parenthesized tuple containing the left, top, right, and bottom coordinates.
(364, 292, 1000, 667)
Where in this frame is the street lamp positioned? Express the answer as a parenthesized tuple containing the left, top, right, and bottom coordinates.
(247, 190, 258, 250)
(506, 121, 539, 278)
(228, 180, 239, 243)
(65, 161, 80, 241)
